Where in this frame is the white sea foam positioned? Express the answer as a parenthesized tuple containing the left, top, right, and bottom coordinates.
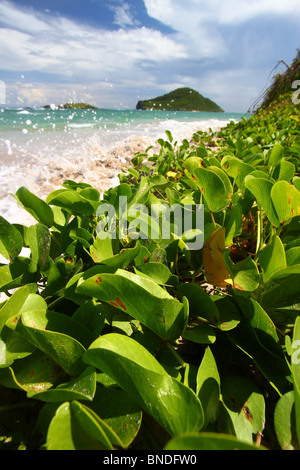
(0, 113, 237, 226)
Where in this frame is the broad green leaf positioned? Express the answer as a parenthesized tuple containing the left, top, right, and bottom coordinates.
(221, 155, 255, 189)
(227, 318, 291, 395)
(0, 216, 23, 260)
(225, 203, 243, 246)
(88, 388, 142, 448)
(76, 269, 186, 341)
(0, 284, 37, 335)
(134, 262, 173, 285)
(69, 227, 93, 249)
(28, 366, 97, 402)
(0, 259, 37, 292)
(286, 246, 300, 266)
(83, 333, 204, 436)
(176, 282, 219, 325)
(274, 391, 298, 450)
(214, 296, 241, 331)
(293, 176, 300, 191)
(223, 251, 260, 292)
(268, 143, 284, 165)
(196, 346, 220, 427)
(14, 186, 54, 228)
(271, 180, 300, 224)
(164, 432, 265, 450)
(46, 189, 95, 216)
(27, 224, 51, 273)
(46, 401, 119, 450)
(0, 349, 64, 392)
(182, 156, 203, 173)
(220, 375, 265, 443)
(91, 239, 140, 269)
(183, 323, 216, 344)
(273, 160, 295, 182)
(258, 235, 286, 283)
(234, 297, 281, 356)
(194, 167, 230, 213)
(17, 309, 86, 376)
(292, 316, 300, 444)
(261, 272, 300, 309)
(244, 176, 280, 227)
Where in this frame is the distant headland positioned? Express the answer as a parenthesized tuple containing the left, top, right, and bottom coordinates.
(136, 87, 224, 112)
(43, 102, 99, 110)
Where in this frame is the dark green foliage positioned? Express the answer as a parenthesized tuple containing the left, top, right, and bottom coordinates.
(136, 87, 224, 112)
(0, 95, 299, 450)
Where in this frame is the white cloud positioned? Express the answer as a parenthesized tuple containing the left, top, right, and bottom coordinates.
(0, 1, 186, 80)
(0, 0, 299, 111)
(144, 0, 300, 27)
(109, 2, 140, 28)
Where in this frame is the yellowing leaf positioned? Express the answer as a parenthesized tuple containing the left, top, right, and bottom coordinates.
(166, 171, 178, 179)
(203, 228, 233, 288)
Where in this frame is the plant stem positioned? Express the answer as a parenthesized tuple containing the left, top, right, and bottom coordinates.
(165, 341, 186, 368)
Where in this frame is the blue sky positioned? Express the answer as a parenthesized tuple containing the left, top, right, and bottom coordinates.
(0, 0, 299, 111)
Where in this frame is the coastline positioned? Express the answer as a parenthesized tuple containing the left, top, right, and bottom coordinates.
(0, 110, 240, 226)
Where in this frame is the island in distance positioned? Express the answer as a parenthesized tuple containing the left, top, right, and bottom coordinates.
(43, 102, 98, 110)
(136, 87, 224, 112)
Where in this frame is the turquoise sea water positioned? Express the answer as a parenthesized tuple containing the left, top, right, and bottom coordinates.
(0, 107, 244, 224)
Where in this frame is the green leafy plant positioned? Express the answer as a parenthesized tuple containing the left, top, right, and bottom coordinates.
(0, 99, 299, 450)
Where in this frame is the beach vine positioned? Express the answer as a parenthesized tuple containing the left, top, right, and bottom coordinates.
(0, 91, 300, 450)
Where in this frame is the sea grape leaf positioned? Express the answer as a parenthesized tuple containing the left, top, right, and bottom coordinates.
(164, 432, 266, 450)
(203, 228, 233, 288)
(286, 246, 300, 266)
(0, 259, 37, 292)
(258, 235, 286, 283)
(91, 239, 140, 269)
(182, 323, 216, 344)
(260, 270, 300, 310)
(225, 203, 243, 246)
(273, 160, 295, 182)
(244, 176, 280, 227)
(221, 155, 255, 189)
(224, 253, 260, 292)
(175, 282, 220, 325)
(88, 387, 143, 448)
(274, 391, 298, 450)
(27, 223, 51, 273)
(271, 180, 300, 224)
(83, 333, 204, 436)
(268, 143, 284, 166)
(196, 346, 220, 427)
(227, 318, 291, 395)
(0, 349, 64, 392)
(194, 167, 230, 212)
(14, 186, 54, 228)
(292, 316, 300, 444)
(0, 216, 23, 260)
(182, 156, 204, 173)
(0, 284, 37, 335)
(76, 268, 186, 341)
(17, 308, 86, 376)
(46, 189, 95, 216)
(134, 262, 173, 285)
(220, 375, 265, 444)
(28, 366, 97, 402)
(46, 401, 120, 450)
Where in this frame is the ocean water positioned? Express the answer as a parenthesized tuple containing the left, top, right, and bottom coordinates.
(0, 107, 243, 225)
